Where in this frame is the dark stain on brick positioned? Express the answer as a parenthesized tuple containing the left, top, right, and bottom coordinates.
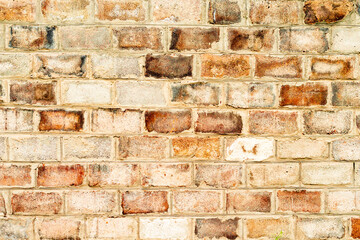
(39, 110, 84, 131)
(171, 82, 220, 105)
(229, 29, 274, 51)
(145, 54, 192, 78)
(255, 56, 302, 78)
(208, 0, 241, 24)
(170, 28, 220, 51)
(37, 164, 85, 187)
(145, 110, 192, 133)
(356, 115, 360, 130)
(9, 25, 56, 50)
(227, 191, 272, 212)
(280, 83, 327, 106)
(304, 0, 353, 24)
(10, 82, 55, 105)
(310, 57, 353, 80)
(121, 191, 169, 214)
(195, 218, 240, 239)
(195, 111, 242, 134)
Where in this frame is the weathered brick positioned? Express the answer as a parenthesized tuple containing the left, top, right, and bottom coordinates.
(0, 193, 4, 215)
(303, 110, 351, 135)
(332, 82, 360, 106)
(66, 191, 116, 214)
(170, 28, 220, 51)
(0, 219, 33, 240)
(309, 56, 355, 80)
(36, 217, 83, 240)
(255, 55, 302, 79)
(0, 137, 6, 160)
(87, 217, 138, 238)
(332, 27, 360, 53)
(280, 83, 327, 106)
(152, 0, 201, 23)
(0, 164, 32, 187)
(0, 0, 35, 22)
(39, 110, 84, 132)
(171, 82, 220, 106)
(225, 137, 274, 161)
(301, 162, 353, 185)
(63, 137, 111, 160)
(0, 54, 31, 77)
(195, 218, 241, 239)
(304, 0, 353, 24)
(60, 26, 111, 50)
(145, 110, 191, 133)
(37, 164, 85, 187)
(140, 218, 191, 239)
(41, 0, 92, 22)
(327, 191, 360, 213)
(33, 54, 87, 78)
(195, 164, 242, 188)
(247, 163, 300, 187)
(352, 218, 360, 239)
(278, 138, 328, 159)
(277, 190, 321, 213)
(92, 108, 142, 133)
(113, 27, 162, 50)
(249, 110, 298, 135)
(246, 218, 292, 239)
(118, 136, 168, 159)
(122, 191, 169, 214)
(96, 0, 146, 21)
(8, 25, 56, 50)
(201, 54, 250, 78)
(296, 218, 344, 239)
(227, 191, 271, 213)
(173, 190, 222, 214)
(92, 54, 140, 78)
(12, 191, 63, 214)
(141, 163, 192, 187)
(172, 137, 221, 159)
(89, 163, 139, 187)
(146, 54, 193, 79)
(228, 28, 275, 52)
(195, 111, 242, 134)
(208, 0, 241, 24)
(333, 139, 360, 161)
(227, 83, 276, 108)
(0, 109, 33, 132)
(10, 81, 56, 105)
(249, 0, 300, 25)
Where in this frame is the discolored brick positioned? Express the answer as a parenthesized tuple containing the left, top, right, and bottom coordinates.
(0, 219, 33, 239)
(0, 164, 32, 187)
(0, 0, 35, 22)
(280, 83, 328, 106)
(277, 190, 321, 213)
(10, 81, 56, 105)
(208, 0, 241, 24)
(304, 0, 353, 24)
(352, 218, 360, 239)
(297, 218, 345, 239)
(152, 0, 201, 23)
(227, 191, 271, 213)
(246, 218, 292, 239)
(195, 111, 242, 134)
(0, 109, 34, 132)
(195, 218, 240, 239)
(41, 0, 92, 22)
(173, 190, 222, 214)
(113, 27, 162, 50)
(228, 28, 275, 52)
(118, 136, 168, 159)
(172, 137, 221, 159)
(249, 111, 298, 135)
(39, 110, 84, 131)
(332, 82, 360, 106)
(170, 28, 220, 51)
(0, 54, 31, 77)
(309, 56, 355, 80)
(0, 193, 5, 215)
(171, 82, 220, 106)
(255, 55, 302, 78)
(327, 191, 359, 213)
(63, 137, 112, 160)
(36, 218, 83, 240)
(195, 164, 242, 188)
(12, 191, 63, 214)
(333, 139, 360, 161)
(122, 191, 169, 214)
(37, 164, 85, 187)
(145, 110, 191, 133)
(225, 137, 274, 161)
(96, 0, 146, 21)
(201, 54, 250, 78)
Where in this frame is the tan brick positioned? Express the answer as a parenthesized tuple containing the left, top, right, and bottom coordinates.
(113, 27, 162, 50)
(227, 191, 271, 213)
(327, 191, 360, 213)
(0, 218, 34, 239)
(0, 164, 32, 187)
(0, 109, 33, 132)
(118, 136, 168, 159)
(36, 217, 83, 240)
(228, 28, 275, 52)
(122, 191, 169, 214)
(280, 83, 328, 106)
(37, 164, 85, 187)
(152, 0, 201, 23)
(171, 82, 220, 106)
(195, 218, 241, 239)
(332, 27, 360, 53)
(208, 0, 241, 24)
(255, 55, 302, 79)
(10, 81, 56, 105)
(277, 190, 321, 213)
(278, 138, 328, 159)
(63, 137, 112, 160)
(145, 110, 192, 133)
(41, 0, 92, 23)
(172, 137, 221, 159)
(225, 137, 274, 161)
(87, 217, 138, 238)
(170, 28, 220, 51)
(173, 190, 222, 214)
(195, 164, 242, 188)
(196, 111, 242, 134)
(0, 54, 31, 77)
(201, 54, 250, 78)
(332, 82, 360, 106)
(38, 110, 84, 132)
(96, 0, 146, 21)
(296, 218, 344, 239)
(0, 137, 6, 160)
(140, 218, 191, 239)
(0, 193, 5, 215)
(66, 191, 116, 214)
(0, 0, 35, 22)
(309, 56, 355, 80)
(333, 139, 360, 161)
(245, 217, 292, 239)
(146, 54, 193, 79)
(304, 0, 353, 24)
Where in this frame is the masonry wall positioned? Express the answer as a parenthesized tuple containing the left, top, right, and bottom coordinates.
(0, 0, 360, 239)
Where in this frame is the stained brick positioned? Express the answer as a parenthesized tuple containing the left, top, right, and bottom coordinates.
(279, 83, 328, 106)
(37, 164, 85, 187)
(172, 137, 221, 159)
(36, 217, 83, 240)
(0, 0, 35, 22)
(277, 190, 321, 213)
(170, 28, 220, 51)
(10, 81, 56, 105)
(145, 110, 192, 133)
(0, 219, 33, 239)
(304, 0, 353, 24)
(352, 218, 360, 239)
(255, 55, 302, 79)
(0, 164, 32, 187)
(41, 0, 91, 22)
(92, 55, 140, 79)
(309, 56, 355, 80)
(122, 191, 169, 214)
(0, 54, 31, 77)
(225, 137, 274, 161)
(152, 0, 201, 23)
(332, 82, 360, 106)
(63, 137, 112, 160)
(201, 54, 250, 78)
(195, 164, 243, 188)
(96, 0, 146, 21)
(246, 218, 292, 239)
(208, 0, 241, 24)
(171, 82, 220, 106)
(118, 136, 168, 159)
(296, 218, 344, 239)
(227, 191, 272, 213)
(195, 218, 241, 239)
(38, 110, 84, 132)
(113, 27, 162, 50)
(195, 111, 242, 134)
(228, 28, 275, 52)
(0, 109, 33, 132)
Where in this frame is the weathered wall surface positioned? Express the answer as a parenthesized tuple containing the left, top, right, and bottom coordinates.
(0, 0, 359, 239)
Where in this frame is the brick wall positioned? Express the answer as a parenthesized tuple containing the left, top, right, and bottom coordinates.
(0, 0, 359, 239)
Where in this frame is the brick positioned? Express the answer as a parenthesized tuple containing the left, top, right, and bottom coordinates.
(301, 162, 352, 185)
(170, 28, 220, 51)
(249, 110, 298, 135)
(304, 0, 353, 24)
(171, 82, 220, 106)
(227, 82, 275, 108)
(116, 81, 166, 106)
(8, 25, 56, 50)
(0, 109, 33, 132)
(208, 0, 241, 24)
(0, 54, 31, 77)
(9, 136, 59, 161)
(0, 137, 5, 160)
(277, 190, 321, 213)
(60, 26, 111, 50)
(278, 138, 328, 159)
(303, 110, 351, 135)
(146, 54, 193, 79)
(87, 217, 138, 238)
(246, 218, 292, 239)
(118, 136, 168, 159)
(0, 219, 33, 240)
(0, 193, 4, 215)
(249, 0, 300, 25)
(140, 218, 191, 239)
(63, 137, 112, 160)
(227, 191, 271, 213)
(11, 191, 63, 214)
(0, 164, 32, 187)
(38, 110, 84, 131)
(10, 81, 56, 105)
(201, 54, 250, 78)
(37, 164, 85, 187)
(62, 81, 112, 105)
(141, 163, 192, 187)
(89, 163, 139, 187)
(356, 163, 360, 185)
(225, 137, 274, 161)
(92, 54, 140, 78)
(122, 191, 169, 214)
(36, 217, 83, 240)
(280, 83, 327, 106)
(0, 0, 35, 22)
(195, 164, 242, 188)
(332, 27, 360, 53)
(152, 0, 201, 23)
(173, 190, 222, 214)
(92, 108, 142, 133)
(145, 110, 192, 133)
(195, 218, 241, 239)
(195, 111, 242, 134)
(333, 139, 360, 161)
(352, 218, 360, 239)
(96, 0, 146, 21)
(113, 27, 162, 50)
(332, 82, 360, 106)
(172, 137, 221, 159)
(296, 218, 344, 239)
(33, 54, 87, 78)
(327, 191, 360, 213)
(255, 55, 302, 79)
(228, 28, 275, 52)
(247, 163, 299, 187)
(66, 191, 116, 214)
(309, 56, 355, 80)
(41, 0, 92, 22)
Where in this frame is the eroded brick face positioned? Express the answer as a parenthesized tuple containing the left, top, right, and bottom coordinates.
(304, 0, 353, 24)
(38, 110, 84, 131)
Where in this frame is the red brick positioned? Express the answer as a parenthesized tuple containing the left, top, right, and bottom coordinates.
(12, 191, 63, 214)
(118, 136, 168, 159)
(38, 110, 84, 131)
(66, 191, 116, 214)
(255, 55, 302, 79)
(227, 191, 271, 213)
(113, 27, 162, 50)
(0, 0, 35, 22)
(352, 218, 360, 239)
(309, 56, 355, 80)
(10, 81, 56, 105)
(172, 137, 221, 159)
(228, 28, 275, 52)
(170, 28, 220, 51)
(304, 0, 353, 24)
(195, 111, 242, 134)
(36, 217, 83, 240)
(277, 190, 321, 213)
(173, 190, 222, 214)
(121, 191, 169, 214)
(0, 164, 32, 187)
(208, 0, 241, 24)
(96, 0, 146, 21)
(201, 54, 250, 78)
(171, 82, 220, 106)
(195, 164, 242, 188)
(280, 83, 328, 106)
(145, 110, 191, 134)
(37, 164, 85, 187)
(195, 218, 240, 239)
